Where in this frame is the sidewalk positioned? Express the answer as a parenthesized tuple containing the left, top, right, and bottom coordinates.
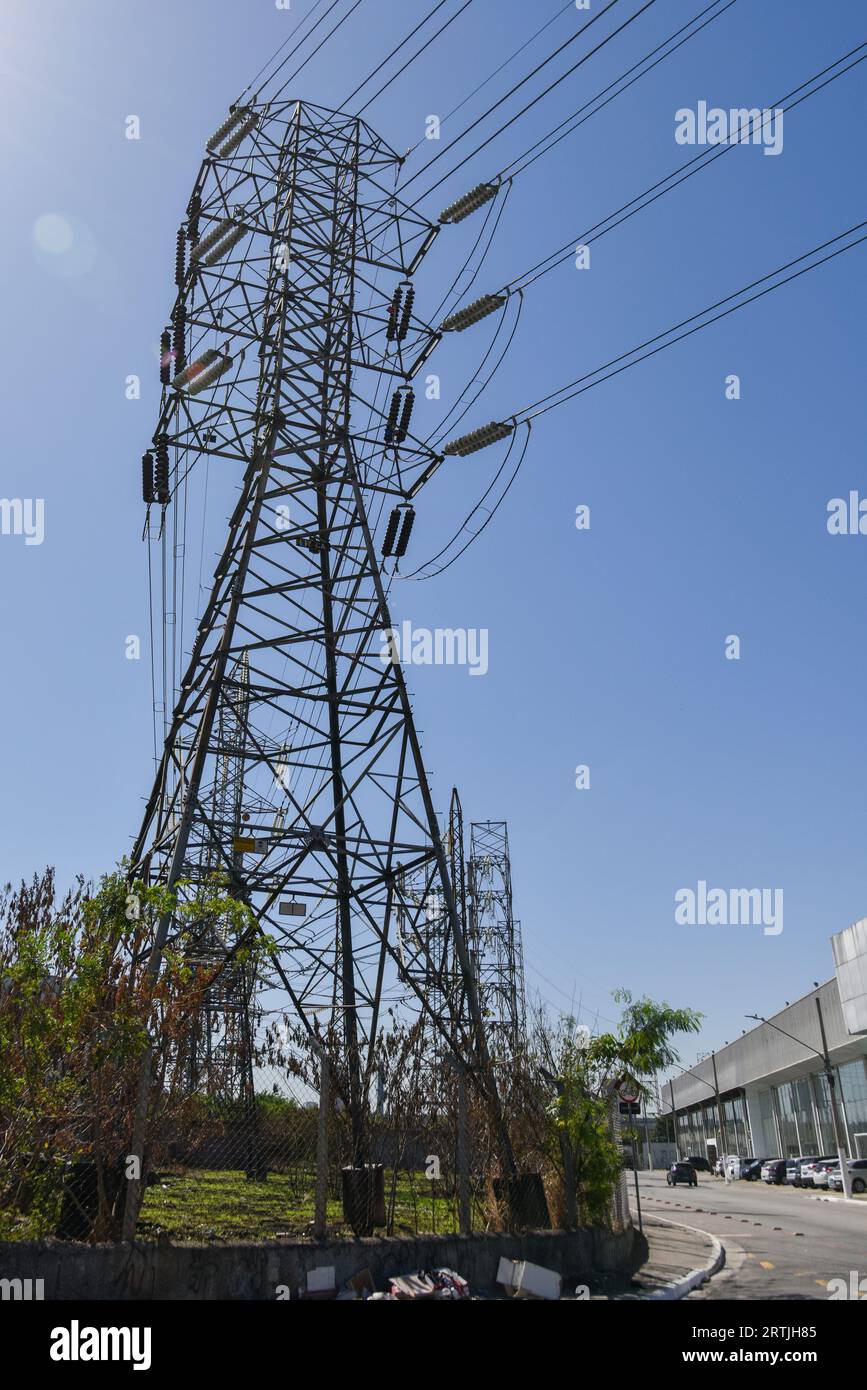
(599, 1214, 723, 1300)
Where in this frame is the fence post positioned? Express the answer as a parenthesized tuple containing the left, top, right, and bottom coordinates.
(314, 1047, 330, 1240)
(455, 1060, 472, 1235)
(559, 1130, 577, 1229)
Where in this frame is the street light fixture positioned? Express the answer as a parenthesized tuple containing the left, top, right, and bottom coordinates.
(745, 1000, 853, 1201)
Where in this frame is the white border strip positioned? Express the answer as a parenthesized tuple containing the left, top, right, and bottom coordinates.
(638, 1215, 725, 1301)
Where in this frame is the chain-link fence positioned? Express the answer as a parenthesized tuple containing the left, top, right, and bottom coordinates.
(130, 1033, 631, 1242)
(135, 1053, 499, 1242)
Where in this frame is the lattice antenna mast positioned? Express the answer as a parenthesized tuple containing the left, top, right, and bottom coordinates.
(468, 820, 527, 1053)
(131, 97, 513, 1172)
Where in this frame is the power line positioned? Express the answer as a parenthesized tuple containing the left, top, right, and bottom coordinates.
(354, 0, 476, 116)
(399, 0, 632, 193)
(404, 0, 578, 155)
(409, 0, 662, 204)
(405, 423, 532, 580)
(505, 41, 867, 294)
(415, 0, 734, 241)
(338, 0, 456, 113)
(237, 0, 340, 103)
(525, 960, 619, 1027)
(516, 220, 867, 423)
(417, 218, 867, 576)
(267, 0, 367, 103)
(430, 177, 512, 323)
(499, 0, 737, 182)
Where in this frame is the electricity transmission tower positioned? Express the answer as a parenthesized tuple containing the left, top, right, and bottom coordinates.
(130, 97, 513, 1187)
(468, 821, 527, 1053)
(396, 787, 475, 1063)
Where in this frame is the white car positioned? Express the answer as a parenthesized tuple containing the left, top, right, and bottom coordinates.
(810, 1159, 839, 1188)
(726, 1155, 750, 1179)
(799, 1155, 837, 1187)
(828, 1159, 867, 1195)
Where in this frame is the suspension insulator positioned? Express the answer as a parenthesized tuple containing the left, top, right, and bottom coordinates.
(216, 109, 260, 158)
(443, 419, 515, 457)
(439, 180, 500, 225)
(386, 287, 403, 342)
(206, 107, 250, 154)
(175, 227, 186, 288)
(173, 303, 186, 375)
(383, 390, 401, 443)
(187, 193, 201, 245)
(154, 436, 170, 505)
(173, 348, 218, 391)
(202, 223, 246, 266)
(178, 351, 234, 396)
(441, 292, 508, 334)
(397, 287, 415, 341)
(381, 508, 401, 557)
(159, 328, 172, 385)
(191, 217, 236, 262)
(395, 389, 415, 444)
(142, 451, 155, 505)
(394, 507, 415, 559)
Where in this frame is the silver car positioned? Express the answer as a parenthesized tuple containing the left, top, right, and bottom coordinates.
(828, 1159, 867, 1195)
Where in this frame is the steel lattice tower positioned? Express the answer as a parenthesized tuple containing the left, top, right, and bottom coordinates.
(396, 788, 474, 1065)
(179, 652, 263, 1175)
(468, 821, 527, 1053)
(130, 98, 511, 1173)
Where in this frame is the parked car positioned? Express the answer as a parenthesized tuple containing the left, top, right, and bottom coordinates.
(792, 1156, 819, 1187)
(761, 1159, 787, 1184)
(811, 1159, 840, 1189)
(726, 1155, 751, 1179)
(789, 1156, 816, 1189)
(799, 1155, 838, 1187)
(828, 1159, 867, 1195)
(667, 1161, 698, 1188)
(785, 1159, 800, 1184)
(741, 1158, 767, 1181)
(685, 1155, 712, 1172)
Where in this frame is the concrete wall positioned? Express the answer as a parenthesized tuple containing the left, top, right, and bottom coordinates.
(0, 1226, 643, 1301)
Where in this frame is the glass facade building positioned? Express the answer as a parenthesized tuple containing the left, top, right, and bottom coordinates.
(673, 1061, 867, 1160)
(669, 970, 867, 1161)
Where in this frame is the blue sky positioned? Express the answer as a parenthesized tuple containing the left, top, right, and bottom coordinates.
(1, 0, 866, 1068)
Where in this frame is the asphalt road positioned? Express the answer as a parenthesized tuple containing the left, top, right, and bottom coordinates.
(629, 1170, 867, 1299)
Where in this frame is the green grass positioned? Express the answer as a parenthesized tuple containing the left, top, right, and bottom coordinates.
(137, 1166, 465, 1242)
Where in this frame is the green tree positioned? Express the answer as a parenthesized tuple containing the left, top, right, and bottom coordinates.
(0, 866, 258, 1240)
(531, 990, 702, 1226)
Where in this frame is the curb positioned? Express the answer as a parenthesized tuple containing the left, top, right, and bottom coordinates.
(809, 1194, 867, 1207)
(636, 1215, 726, 1301)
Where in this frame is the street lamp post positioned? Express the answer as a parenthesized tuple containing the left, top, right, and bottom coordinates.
(710, 1053, 732, 1178)
(670, 1059, 731, 1184)
(745, 1006, 852, 1201)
